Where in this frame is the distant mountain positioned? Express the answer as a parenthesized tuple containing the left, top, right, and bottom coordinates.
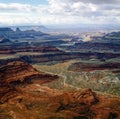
(11, 25, 47, 32)
(0, 27, 14, 38)
(0, 27, 13, 32)
(0, 38, 11, 43)
(46, 24, 120, 33)
(104, 31, 120, 37)
(0, 27, 49, 40)
(101, 31, 120, 44)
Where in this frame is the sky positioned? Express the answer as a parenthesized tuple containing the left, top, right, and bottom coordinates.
(0, 0, 120, 26)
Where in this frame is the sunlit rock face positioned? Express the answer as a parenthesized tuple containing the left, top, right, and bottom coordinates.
(0, 61, 58, 104)
(0, 61, 58, 85)
(0, 85, 120, 119)
(0, 61, 120, 119)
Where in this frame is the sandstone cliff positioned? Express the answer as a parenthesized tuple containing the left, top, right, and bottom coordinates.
(0, 61, 120, 119)
(0, 61, 58, 85)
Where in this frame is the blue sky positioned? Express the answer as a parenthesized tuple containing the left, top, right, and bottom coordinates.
(0, 0, 120, 26)
(0, 0, 48, 5)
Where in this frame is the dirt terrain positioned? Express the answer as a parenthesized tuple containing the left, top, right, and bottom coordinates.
(0, 61, 120, 119)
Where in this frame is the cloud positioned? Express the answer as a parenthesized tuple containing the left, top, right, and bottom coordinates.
(67, 0, 120, 5)
(0, 0, 120, 25)
(0, 3, 35, 12)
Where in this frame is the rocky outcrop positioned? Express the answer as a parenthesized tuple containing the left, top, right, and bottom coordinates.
(68, 62, 120, 72)
(45, 89, 120, 119)
(56, 89, 99, 112)
(0, 51, 120, 66)
(0, 61, 58, 103)
(0, 61, 58, 85)
(0, 85, 19, 104)
(19, 52, 120, 64)
(0, 38, 11, 43)
(67, 42, 120, 52)
(0, 46, 61, 54)
(0, 86, 119, 119)
(90, 95, 120, 119)
(0, 61, 120, 119)
(0, 61, 38, 84)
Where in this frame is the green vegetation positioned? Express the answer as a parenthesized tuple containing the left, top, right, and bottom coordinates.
(33, 59, 120, 95)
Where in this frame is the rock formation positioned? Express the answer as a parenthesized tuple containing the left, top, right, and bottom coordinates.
(0, 85, 120, 119)
(0, 61, 120, 119)
(0, 46, 61, 54)
(0, 38, 11, 43)
(0, 61, 58, 85)
(68, 62, 120, 72)
(0, 61, 58, 104)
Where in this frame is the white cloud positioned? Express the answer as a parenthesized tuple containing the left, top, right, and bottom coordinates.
(0, 0, 120, 25)
(0, 3, 35, 12)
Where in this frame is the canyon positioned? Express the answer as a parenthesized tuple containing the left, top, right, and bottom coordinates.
(0, 28, 120, 119)
(0, 61, 120, 119)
